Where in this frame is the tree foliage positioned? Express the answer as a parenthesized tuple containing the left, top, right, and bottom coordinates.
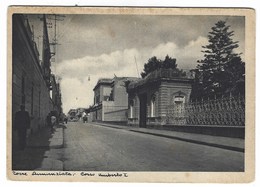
(141, 55, 184, 78)
(191, 20, 245, 99)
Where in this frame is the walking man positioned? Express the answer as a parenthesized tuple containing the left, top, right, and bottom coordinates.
(46, 113, 51, 127)
(14, 105, 30, 150)
(50, 114, 56, 132)
(64, 116, 68, 124)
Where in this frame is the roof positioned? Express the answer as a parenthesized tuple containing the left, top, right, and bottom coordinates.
(93, 78, 113, 90)
(93, 77, 142, 91)
(127, 68, 194, 90)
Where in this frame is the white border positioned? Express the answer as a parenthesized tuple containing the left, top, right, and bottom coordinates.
(1, 1, 259, 187)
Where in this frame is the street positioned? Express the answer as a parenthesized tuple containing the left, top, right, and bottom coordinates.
(62, 121, 244, 171)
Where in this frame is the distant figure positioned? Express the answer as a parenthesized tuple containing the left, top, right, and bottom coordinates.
(64, 117, 68, 124)
(46, 113, 51, 127)
(83, 115, 88, 123)
(82, 112, 87, 123)
(14, 105, 30, 150)
(50, 115, 56, 132)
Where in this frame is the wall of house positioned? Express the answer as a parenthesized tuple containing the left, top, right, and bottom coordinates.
(89, 105, 102, 121)
(94, 87, 100, 104)
(91, 78, 130, 123)
(94, 84, 112, 104)
(112, 78, 128, 106)
(12, 15, 52, 135)
(102, 101, 128, 122)
(102, 86, 112, 101)
(127, 94, 140, 126)
(158, 81, 192, 118)
(127, 80, 192, 127)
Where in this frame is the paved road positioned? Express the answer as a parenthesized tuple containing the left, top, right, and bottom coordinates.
(63, 121, 244, 171)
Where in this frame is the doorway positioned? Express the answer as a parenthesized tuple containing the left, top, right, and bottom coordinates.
(139, 93, 147, 128)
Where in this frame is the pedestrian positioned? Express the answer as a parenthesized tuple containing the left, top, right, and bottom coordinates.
(64, 116, 68, 124)
(50, 114, 56, 132)
(46, 113, 51, 127)
(82, 112, 87, 123)
(14, 105, 30, 150)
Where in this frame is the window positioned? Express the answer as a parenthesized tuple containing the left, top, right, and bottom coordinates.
(104, 95, 110, 101)
(31, 84, 34, 115)
(174, 95, 185, 104)
(174, 95, 185, 116)
(129, 100, 134, 118)
(151, 95, 156, 117)
(38, 91, 41, 117)
(13, 74, 17, 84)
(109, 90, 114, 101)
(21, 76, 25, 105)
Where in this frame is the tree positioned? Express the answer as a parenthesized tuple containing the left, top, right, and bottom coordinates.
(141, 55, 185, 78)
(191, 20, 245, 99)
(224, 56, 245, 95)
(162, 55, 177, 69)
(141, 56, 161, 78)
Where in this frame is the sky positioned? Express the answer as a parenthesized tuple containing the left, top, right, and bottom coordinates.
(28, 14, 245, 114)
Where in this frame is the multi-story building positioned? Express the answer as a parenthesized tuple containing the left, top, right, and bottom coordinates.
(50, 74, 63, 119)
(12, 14, 53, 134)
(12, 14, 63, 144)
(89, 77, 139, 123)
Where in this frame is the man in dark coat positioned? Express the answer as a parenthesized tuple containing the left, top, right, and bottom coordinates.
(14, 105, 30, 150)
(46, 113, 51, 127)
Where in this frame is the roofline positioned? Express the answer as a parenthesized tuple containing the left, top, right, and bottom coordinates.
(93, 79, 113, 91)
(127, 77, 194, 91)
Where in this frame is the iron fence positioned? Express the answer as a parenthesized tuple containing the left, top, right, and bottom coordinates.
(166, 95, 245, 126)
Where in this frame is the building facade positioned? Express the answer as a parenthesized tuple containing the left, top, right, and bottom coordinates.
(12, 14, 51, 135)
(12, 14, 62, 137)
(89, 77, 138, 123)
(50, 74, 63, 119)
(126, 68, 193, 127)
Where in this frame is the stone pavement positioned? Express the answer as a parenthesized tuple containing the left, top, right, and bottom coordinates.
(93, 122, 244, 153)
(12, 125, 64, 171)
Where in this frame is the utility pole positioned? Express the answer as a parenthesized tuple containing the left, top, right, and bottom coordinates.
(46, 14, 65, 73)
(134, 56, 140, 78)
(46, 14, 65, 57)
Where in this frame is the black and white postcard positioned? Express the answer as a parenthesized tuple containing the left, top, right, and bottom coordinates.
(7, 6, 255, 182)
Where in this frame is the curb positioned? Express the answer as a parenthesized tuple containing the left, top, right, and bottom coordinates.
(34, 127, 65, 171)
(129, 129, 244, 153)
(96, 123, 244, 153)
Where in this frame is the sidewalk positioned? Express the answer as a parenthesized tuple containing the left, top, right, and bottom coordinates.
(94, 122, 244, 153)
(27, 125, 64, 149)
(12, 125, 64, 171)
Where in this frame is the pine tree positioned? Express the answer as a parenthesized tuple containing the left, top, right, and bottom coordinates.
(191, 20, 245, 99)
